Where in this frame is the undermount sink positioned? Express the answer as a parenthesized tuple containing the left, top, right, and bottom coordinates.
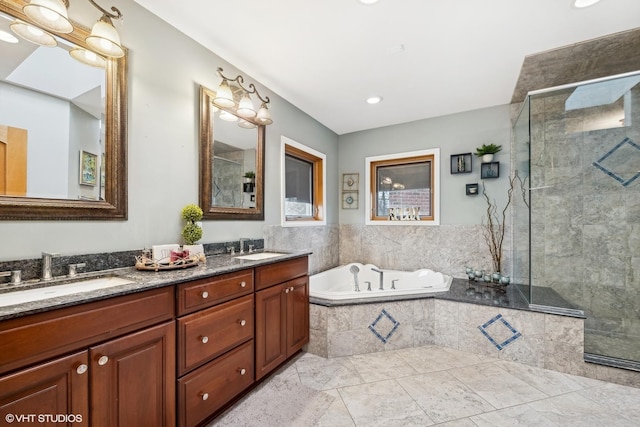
(0, 276, 135, 308)
(234, 252, 286, 261)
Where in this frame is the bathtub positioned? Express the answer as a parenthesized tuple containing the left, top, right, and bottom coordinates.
(309, 263, 452, 302)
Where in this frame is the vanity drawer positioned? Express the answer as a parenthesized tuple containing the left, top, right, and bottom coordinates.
(177, 270, 253, 315)
(177, 294, 253, 375)
(255, 256, 308, 290)
(178, 340, 254, 427)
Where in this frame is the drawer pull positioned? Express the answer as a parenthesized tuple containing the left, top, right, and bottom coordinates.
(97, 355, 109, 366)
(200, 392, 209, 401)
(239, 319, 246, 326)
(239, 368, 246, 376)
(76, 364, 88, 375)
(240, 281, 246, 288)
(200, 336, 209, 344)
(201, 291, 209, 299)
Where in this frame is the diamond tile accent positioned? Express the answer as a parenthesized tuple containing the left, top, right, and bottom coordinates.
(478, 314, 521, 350)
(368, 309, 400, 344)
(592, 137, 640, 187)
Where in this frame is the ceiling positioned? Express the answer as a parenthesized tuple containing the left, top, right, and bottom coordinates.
(133, 0, 640, 135)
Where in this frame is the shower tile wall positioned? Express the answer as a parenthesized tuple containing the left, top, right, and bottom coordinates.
(529, 85, 640, 362)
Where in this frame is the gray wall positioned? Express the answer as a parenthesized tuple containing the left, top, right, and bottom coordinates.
(336, 105, 515, 277)
(0, 0, 339, 261)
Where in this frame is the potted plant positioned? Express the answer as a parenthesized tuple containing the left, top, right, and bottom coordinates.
(181, 204, 204, 260)
(243, 171, 255, 183)
(474, 143, 502, 163)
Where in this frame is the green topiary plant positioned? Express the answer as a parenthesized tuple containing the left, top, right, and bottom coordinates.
(474, 143, 502, 157)
(181, 204, 203, 245)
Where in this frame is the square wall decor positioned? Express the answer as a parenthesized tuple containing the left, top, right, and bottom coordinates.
(451, 153, 472, 174)
(480, 162, 499, 179)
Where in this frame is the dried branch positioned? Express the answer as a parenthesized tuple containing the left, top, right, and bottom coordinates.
(481, 175, 516, 272)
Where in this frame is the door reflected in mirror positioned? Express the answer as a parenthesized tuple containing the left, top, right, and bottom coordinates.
(199, 85, 264, 220)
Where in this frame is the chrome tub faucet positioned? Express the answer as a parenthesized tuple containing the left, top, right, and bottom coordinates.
(371, 267, 384, 290)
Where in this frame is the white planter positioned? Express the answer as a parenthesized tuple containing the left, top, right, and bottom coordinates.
(481, 154, 494, 163)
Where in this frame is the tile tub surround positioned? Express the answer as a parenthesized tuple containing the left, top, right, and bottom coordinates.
(217, 346, 640, 426)
(338, 223, 511, 280)
(307, 282, 640, 389)
(264, 224, 339, 275)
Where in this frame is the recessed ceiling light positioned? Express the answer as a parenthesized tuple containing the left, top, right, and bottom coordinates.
(359, 0, 379, 5)
(366, 96, 383, 104)
(0, 30, 18, 43)
(573, 0, 601, 8)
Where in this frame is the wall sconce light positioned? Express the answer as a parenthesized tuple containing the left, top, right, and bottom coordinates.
(213, 67, 273, 126)
(15, 0, 124, 59)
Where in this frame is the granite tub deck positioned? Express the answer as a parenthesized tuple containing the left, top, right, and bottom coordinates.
(308, 279, 640, 389)
(0, 250, 309, 320)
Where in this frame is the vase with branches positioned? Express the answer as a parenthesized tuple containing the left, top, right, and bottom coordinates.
(480, 171, 529, 274)
(481, 176, 514, 273)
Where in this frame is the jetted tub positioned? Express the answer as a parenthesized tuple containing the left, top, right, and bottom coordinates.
(310, 263, 452, 302)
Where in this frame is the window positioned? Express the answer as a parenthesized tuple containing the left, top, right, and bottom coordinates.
(282, 136, 326, 226)
(365, 149, 440, 225)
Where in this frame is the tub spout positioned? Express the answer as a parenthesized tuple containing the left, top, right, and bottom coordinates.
(371, 268, 384, 290)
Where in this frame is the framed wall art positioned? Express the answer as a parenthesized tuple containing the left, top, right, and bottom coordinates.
(342, 191, 358, 209)
(79, 150, 98, 186)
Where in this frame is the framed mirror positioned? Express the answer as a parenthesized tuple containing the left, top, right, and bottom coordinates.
(0, 1, 127, 220)
(199, 85, 264, 220)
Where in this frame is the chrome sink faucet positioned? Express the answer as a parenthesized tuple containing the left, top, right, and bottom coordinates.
(239, 238, 249, 254)
(42, 252, 60, 281)
(371, 267, 384, 290)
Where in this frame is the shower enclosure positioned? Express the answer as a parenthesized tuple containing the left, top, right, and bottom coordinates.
(513, 71, 640, 367)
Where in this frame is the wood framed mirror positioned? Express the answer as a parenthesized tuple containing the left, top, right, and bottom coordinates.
(0, 0, 127, 220)
(199, 85, 264, 220)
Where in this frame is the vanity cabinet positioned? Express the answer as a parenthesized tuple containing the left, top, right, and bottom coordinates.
(0, 351, 89, 425)
(0, 287, 175, 426)
(176, 269, 255, 427)
(255, 258, 309, 380)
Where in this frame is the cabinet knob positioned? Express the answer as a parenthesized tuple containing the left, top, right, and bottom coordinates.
(201, 291, 209, 299)
(97, 355, 109, 366)
(285, 288, 289, 294)
(76, 364, 88, 375)
(200, 392, 209, 401)
(290, 286, 295, 292)
(200, 336, 209, 344)
(240, 281, 246, 288)
(239, 368, 246, 376)
(239, 319, 246, 326)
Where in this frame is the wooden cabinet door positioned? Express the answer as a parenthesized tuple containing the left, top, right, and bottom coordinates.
(286, 275, 309, 356)
(90, 321, 175, 427)
(255, 283, 287, 380)
(0, 351, 89, 426)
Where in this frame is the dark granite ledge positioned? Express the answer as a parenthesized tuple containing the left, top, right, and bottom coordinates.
(310, 278, 586, 319)
(0, 249, 308, 322)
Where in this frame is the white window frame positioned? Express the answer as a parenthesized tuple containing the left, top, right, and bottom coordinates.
(365, 148, 440, 225)
(281, 136, 326, 227)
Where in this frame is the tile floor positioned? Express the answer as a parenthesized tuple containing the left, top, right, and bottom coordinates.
(219, 345, 640, 426)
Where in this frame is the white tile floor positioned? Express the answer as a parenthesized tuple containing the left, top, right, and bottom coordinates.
(226, 345, 640, 426)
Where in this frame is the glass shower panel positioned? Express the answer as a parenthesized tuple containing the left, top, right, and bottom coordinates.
(513, 98, 531, 303)
(522, 71, 640, 363)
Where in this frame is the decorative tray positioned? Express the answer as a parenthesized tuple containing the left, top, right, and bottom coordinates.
(135, 253, 205, 271)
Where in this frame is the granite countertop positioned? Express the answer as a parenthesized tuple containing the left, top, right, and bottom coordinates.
(0, 250, 311, 321)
